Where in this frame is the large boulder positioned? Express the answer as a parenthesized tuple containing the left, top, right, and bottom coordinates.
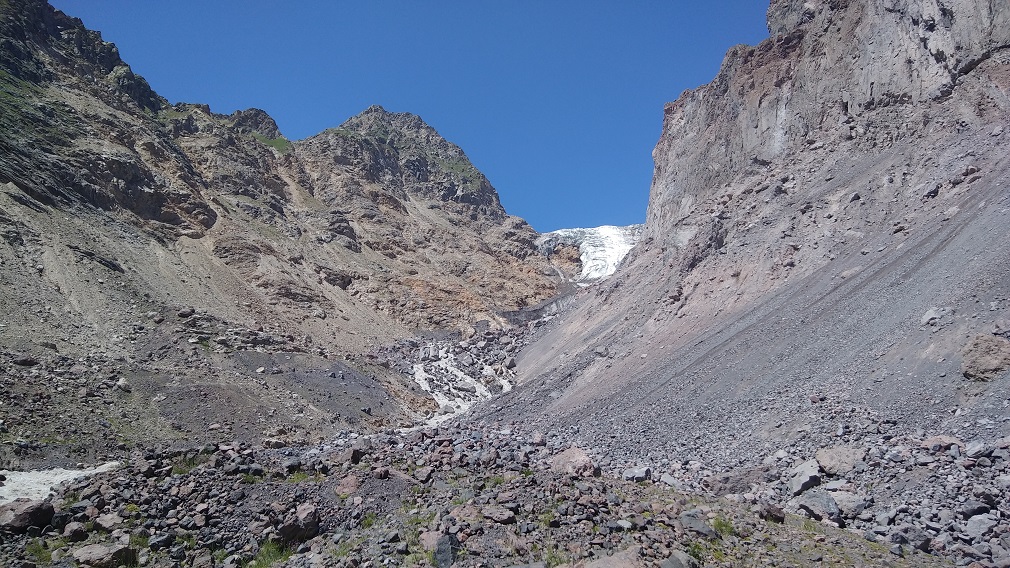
(72, 544, 137, 568)
(0, 499, 54, 533)
(550, 447, 599, 477)
(787, 459, 821, 496)
(815, 446, 865, 476)
(277, 503, 319, 543)
(961, 334, 1010, 380)
(793, 490, 843, 526)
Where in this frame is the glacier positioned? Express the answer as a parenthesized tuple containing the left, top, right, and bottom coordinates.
(538, 224, 643, 283)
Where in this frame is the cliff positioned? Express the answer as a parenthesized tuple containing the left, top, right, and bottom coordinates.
(489, 3, 1010, 563)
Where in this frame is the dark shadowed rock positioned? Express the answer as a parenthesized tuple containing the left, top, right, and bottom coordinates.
(0, 499, 54, 533)
(435, 533, 461, 567)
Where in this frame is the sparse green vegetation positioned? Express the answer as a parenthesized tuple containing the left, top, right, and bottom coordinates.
(252, 132, 292, 153)
(130, 533, 149, 549)
(25, 539, 50, 566)
(171, 453, 208, 475)
(248, 540, 292, 568)
(712, 514, 735, 536)
(286, 471, 315, 483)
(686, 540, 706, 562)
(360, 511, 378, 529)
(537, 539, 568, 568)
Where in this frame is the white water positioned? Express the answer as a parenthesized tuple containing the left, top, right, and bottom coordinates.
(409, 355, 514, 429)
(0, 462, 120, 505)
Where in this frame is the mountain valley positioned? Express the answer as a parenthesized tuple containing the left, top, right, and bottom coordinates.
(2, 0, 1010, 567)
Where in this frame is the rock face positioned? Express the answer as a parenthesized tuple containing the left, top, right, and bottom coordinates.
(486, 0, 1010, 528)
(0, 0, 562, 442)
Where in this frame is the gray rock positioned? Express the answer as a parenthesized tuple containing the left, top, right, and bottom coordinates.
(965, 513, 998, 540)
(831, 491, 867, 519)
(277, 503, 319, 543)
(414, 466, 434, 483)
(815, 446, 865, 475)
(660, 473, 685, 489)
(788, 459, 821, 495)
(794, 490, 843, 526)
(679, 511, 717, 539)
(482, 506, 517, 524)
(959, 500, 990, 519)
(62, 521, 88, 542)
(623, 465, 651, 482)
(435, 533, 461, 567)
(659, 550, 700, 568)
(962, 334, 1010, 380)
(889, 524, 930, 552)
(965, 439, 993, 458)
(72, 544, 137, 568)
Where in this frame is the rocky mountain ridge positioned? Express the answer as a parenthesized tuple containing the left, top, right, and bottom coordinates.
(0, 0, 568, 450)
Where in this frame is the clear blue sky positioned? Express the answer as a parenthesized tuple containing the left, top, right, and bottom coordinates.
(50, 1, 769, 232)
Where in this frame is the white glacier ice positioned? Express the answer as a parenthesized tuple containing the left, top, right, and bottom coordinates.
(538, 224, 643, 283)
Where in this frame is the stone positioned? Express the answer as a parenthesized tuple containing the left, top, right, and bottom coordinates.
(0, 499, 54, 533)
(623, 466, 652, 482)
(889, 524, 930, 552)
(336, 447, 365, 465)
(679, 511, 717, 539)
(961, 334, 1010, 380)
(757, 502, 785, 523)
(920, 434, 963, 452)
(831, 491, 867, 518)
(414, 466, 434, 483)
(435, 533, 461, 567)
(148, 533, 174, 551)
(965, 440, 992, 458)
(815, 446, 865, 475)
(549, 447, 598, 477)
(63, 521, 88, 542)
(965, 513, 998, 540)
(660, 473, 685, 489)
(72, 544, 137, 568)
(959, 500, 990, 519)
(788, 459, 821, 496)
(793, 490, 843, 526)
(581, 547, 645, 567)
(659, 550, 699, 568)
(94, 512, 124, 531)
(278, 503, 320, 543)
(482, 506, 517, 524)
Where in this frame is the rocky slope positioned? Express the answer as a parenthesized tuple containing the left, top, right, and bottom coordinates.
(479, 0, 1010, 565)
(0, 0, 561, 456)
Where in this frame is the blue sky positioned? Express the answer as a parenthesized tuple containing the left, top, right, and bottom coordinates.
(50, 1, 770, 232)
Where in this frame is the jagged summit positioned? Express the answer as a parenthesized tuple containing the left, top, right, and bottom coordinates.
(309, 105, 506, 217)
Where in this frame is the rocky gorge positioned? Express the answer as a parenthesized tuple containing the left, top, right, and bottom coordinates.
(3, 0, 1010, 567)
